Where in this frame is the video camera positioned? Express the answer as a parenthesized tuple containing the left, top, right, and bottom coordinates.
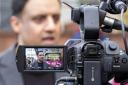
(16, 0, 128, 85)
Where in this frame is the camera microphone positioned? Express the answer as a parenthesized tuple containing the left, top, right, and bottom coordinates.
(105, 0, 128, 14)
(114, 0, 127, 13)
(104, 16, 128, 32)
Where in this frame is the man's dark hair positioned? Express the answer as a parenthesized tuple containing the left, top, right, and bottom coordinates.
(12, 0, 28, 15)
(12, 0, 61, 16)
(36, 51, 44, 56)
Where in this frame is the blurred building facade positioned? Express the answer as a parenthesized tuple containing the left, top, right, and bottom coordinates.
(0, 0, 16, 53)
(0, 0, 12, 31)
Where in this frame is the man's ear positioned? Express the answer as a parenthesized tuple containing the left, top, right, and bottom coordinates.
(10, 16, 22, 34)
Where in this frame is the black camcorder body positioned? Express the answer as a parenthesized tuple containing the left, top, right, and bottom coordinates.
(16, 0, 128, 85)
(16, 39, 128, 85)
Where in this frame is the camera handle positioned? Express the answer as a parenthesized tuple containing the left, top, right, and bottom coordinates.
(79, 6, 102, 85)
(71, 5, 100, 41)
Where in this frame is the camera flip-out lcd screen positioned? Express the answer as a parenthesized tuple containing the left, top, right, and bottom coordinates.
(25, 48, 64, 70)
(16, 46, 67, 72)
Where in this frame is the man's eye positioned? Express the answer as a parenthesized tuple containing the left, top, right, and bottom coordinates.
(53, 14, 60, 23)
(32, 16, 46, 24)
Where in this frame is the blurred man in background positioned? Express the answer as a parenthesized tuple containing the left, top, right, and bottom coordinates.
(0, 0, 61, 85)
(11, 0, 61, 46)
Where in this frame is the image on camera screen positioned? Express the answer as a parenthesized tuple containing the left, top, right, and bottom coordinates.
(25, 48, 64, 70)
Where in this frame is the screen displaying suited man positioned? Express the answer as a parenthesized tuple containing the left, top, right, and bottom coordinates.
(25, 48, 64, 70)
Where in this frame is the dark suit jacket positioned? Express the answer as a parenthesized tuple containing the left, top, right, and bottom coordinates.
(31, 60, 48, 70)
(0, 45, 55, 85)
